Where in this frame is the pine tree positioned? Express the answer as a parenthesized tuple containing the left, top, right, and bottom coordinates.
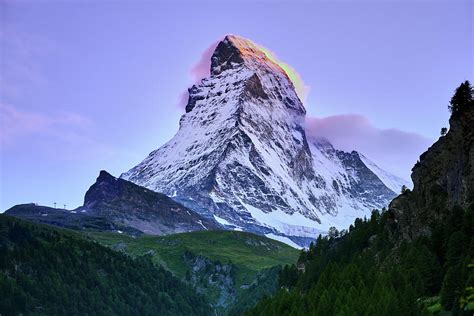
(315, 290, 333, 315)
(440, 265, 464, 310)
(448, 80, 473, 115)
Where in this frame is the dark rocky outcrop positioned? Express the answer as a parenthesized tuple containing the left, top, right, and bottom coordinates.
(183, 251, 236, 310)
(389, 88, 474, 239)
(82, 170, 219, 234)
(210, 35, 246, 76)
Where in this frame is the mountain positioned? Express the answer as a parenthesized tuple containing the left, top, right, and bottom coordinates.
(245, 81, 474, 315)
(5, 170, 218, 235)
(122, 35, 409, 246)
(0, 215, 212, 315)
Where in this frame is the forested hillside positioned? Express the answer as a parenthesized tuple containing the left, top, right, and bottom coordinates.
(247, 205, 473, 315)
(0, 215, 212, 315)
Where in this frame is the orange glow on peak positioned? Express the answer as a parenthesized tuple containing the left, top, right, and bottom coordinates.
(225, 35, 310, 104)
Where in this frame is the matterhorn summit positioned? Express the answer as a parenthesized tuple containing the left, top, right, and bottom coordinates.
(122, 35, 408, 247)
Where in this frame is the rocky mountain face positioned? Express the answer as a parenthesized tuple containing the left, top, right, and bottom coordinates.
(6, 170, 218, 235)
(81, 170, 218, 234)
(122, 35, 408, 247)
(183, 252, 235, 310)
(389, 90, 474, 239)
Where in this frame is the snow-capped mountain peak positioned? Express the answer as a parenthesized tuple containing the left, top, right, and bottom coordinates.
(185, 34, 304, 114)
(122, 35, 405, 247)
(211, 35, 294, 84)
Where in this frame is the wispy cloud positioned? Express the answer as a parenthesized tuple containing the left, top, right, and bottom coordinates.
(305, 114, 433, 180)
(0, 103, 88, 145)
(0, 103, 117, 160)
(189, 40, 219, 83)
(177, 40, 219, 109)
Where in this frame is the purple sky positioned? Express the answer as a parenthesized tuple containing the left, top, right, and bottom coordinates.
(0, 0, 472, 211)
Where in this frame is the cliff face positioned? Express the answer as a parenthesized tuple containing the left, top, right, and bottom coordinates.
(389, 98, 474, 239)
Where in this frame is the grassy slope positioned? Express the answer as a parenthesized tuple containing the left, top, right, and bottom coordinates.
(88, 230, 299, 287)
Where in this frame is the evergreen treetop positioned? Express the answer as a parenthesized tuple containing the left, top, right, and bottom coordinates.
(448, 80, 473, 115)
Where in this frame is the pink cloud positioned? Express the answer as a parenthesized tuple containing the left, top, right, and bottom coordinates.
(177, 40, 219, 109)
(190, 40, 219, 83)
(305, 114, 433, 180)
(1, 103, 49, 145)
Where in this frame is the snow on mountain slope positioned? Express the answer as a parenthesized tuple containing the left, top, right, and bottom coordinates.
(307, 138, 402, 228)
(359, 154, 412, 193)
(122, 35, 403, 247)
